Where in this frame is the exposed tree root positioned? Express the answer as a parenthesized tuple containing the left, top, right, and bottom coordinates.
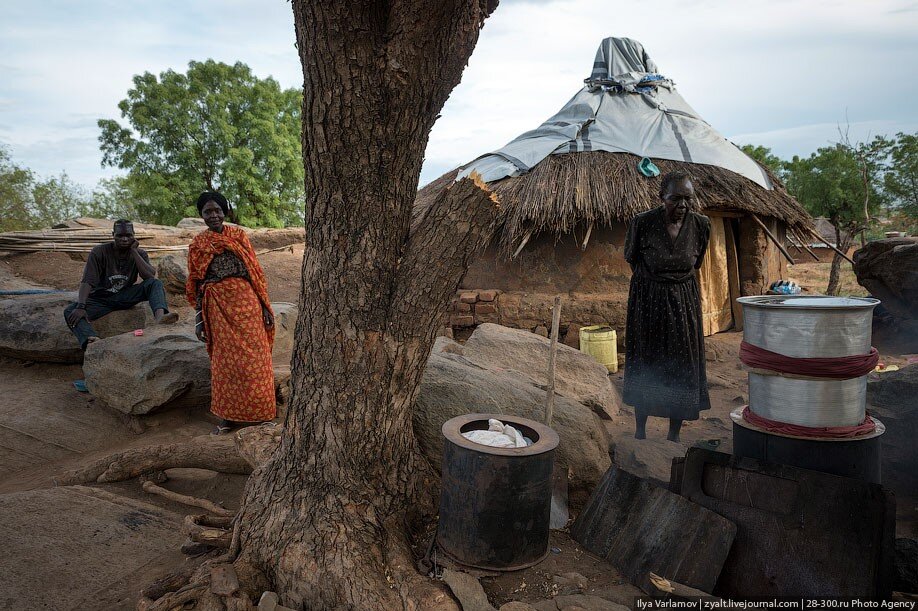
(54, 436, 251, 486)
(184, 514, 234, 549)
(139, 553, 213, 602)
(142, 480, 235, 517)
(234, 423, 282, 469)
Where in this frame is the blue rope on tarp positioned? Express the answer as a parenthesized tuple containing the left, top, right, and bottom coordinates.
(0, 289, 68, 296)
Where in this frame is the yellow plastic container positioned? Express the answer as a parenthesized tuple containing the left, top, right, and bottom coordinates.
(579, 325, 618, 373)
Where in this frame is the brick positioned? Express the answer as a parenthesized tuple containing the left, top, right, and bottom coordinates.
(474, 303, 497, 315)
(478, 289, 499, 302)
(451, 315, 475, 327)
(456, 302, 472, 313)
(459, 291, 479, 304)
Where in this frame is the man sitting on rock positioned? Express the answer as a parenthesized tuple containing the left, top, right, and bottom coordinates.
(64, 219, 177, 348)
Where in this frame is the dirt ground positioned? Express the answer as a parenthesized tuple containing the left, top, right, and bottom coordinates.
(0, 233, 914, 609)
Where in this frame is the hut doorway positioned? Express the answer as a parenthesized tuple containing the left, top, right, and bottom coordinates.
(698, 216, 741, 335)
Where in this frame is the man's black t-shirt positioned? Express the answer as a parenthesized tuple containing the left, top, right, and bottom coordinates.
(81, 242, 149, 297)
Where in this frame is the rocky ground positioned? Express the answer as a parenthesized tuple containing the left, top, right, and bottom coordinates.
(0, 230, 915, 610)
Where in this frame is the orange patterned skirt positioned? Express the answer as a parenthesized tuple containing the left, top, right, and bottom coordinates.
(202, 277, 276, 422)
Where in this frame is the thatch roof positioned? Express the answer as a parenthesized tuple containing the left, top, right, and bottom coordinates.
(415, 151, 814, 253)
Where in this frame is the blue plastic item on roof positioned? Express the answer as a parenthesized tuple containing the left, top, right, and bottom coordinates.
(638, 157, 660, 177)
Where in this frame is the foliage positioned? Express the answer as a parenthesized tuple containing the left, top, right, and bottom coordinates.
(98, 60, 305, 227)
(783, 138, 888, 233)
(0, 145, 36, 231)
(0, 145, 141, 231)
(740, 144, 785, 178)
(883, 132, 918, 218)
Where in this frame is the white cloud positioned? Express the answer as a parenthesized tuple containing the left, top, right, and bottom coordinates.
(0, 0, 916, 189)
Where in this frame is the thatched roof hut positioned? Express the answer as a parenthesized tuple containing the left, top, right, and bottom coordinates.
(416, 151, 813, 254)
(419, 37, 814, 342)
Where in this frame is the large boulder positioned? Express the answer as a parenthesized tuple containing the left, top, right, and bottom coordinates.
(867, 364, 918, 498)
(854, 238, 918, 351)
(177, 217, 206, 229)
(0, 292, 146, 363)
(83, 303, 298, 415)
(461, 323, 622, 419)
(156, 255, 188, 307)
(270, 302, 298, 367)
(853, 237, 918, 320)
(84, 324, 211, 415)
(414, 337, 611, 505)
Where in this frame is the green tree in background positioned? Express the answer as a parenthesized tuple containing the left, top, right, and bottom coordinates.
(98, 60, 304, 227)
(784, 137, 888, 295)
(883, 132, 918, 219)
(741, 144, 785, 178)
(0, 145, 36, 231)
(0, 144, 141, 231)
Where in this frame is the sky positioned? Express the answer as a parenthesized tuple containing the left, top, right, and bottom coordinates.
(1, 0, 917, 190)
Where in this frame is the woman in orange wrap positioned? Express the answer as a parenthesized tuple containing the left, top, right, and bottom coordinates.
(186, 191, 276, 434)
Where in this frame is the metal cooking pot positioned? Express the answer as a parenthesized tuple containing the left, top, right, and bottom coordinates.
(737, 296, 880, 428)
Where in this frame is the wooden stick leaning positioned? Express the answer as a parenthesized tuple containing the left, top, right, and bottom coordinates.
(789, 228, 821, 262)
(749, 214, 795, 265)
(545, 295, 562, 427)
(803, 225, 855, 265)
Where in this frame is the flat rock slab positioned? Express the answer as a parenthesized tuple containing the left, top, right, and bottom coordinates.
(0, 292, 146, 363)
(570, 465, 736, 594)
(674, 448, 896, 598)
(0, 485, 184, 610)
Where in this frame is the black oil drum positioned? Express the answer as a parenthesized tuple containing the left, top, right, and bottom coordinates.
(436, 413, 559, 571)
(731, 407, 885, 484)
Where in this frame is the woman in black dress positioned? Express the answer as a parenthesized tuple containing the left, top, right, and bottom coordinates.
(623, 172, 711, 441)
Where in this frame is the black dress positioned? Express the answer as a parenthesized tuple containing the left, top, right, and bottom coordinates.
(623, 206, 711, 420)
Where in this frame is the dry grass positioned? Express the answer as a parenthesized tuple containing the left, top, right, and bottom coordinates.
(415, 151, 814, 253)
(788, 261, 868, 297)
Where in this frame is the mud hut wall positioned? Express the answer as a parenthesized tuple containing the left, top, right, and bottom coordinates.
(737, 216, 787, 295)
(450, 225, 631, 343)
(448, 215, 788, 342)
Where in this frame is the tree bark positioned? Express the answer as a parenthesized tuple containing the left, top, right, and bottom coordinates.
(232, 2, 501, 609)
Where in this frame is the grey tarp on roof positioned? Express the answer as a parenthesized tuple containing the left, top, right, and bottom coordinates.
(458, 37, 772, 189)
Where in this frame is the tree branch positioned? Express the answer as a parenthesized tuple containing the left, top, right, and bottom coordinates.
(394, 172, 500, 338)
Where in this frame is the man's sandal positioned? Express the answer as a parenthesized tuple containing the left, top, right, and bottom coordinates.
(211, 423, 233, 435)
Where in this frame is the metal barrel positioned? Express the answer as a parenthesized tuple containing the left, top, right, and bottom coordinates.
(737, 296, 879, 427)
(436, 413, 559, 571)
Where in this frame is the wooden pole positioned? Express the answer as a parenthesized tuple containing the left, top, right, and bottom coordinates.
(804, 225, 855, 265)
(581, 222, 593, 251)
(749, 214, 795, 265)
(545, 295, 562, 427)
(512, 231, 532, 259)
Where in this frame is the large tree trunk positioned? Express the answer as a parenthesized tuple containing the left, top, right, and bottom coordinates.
(232, 2, 500, 609)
